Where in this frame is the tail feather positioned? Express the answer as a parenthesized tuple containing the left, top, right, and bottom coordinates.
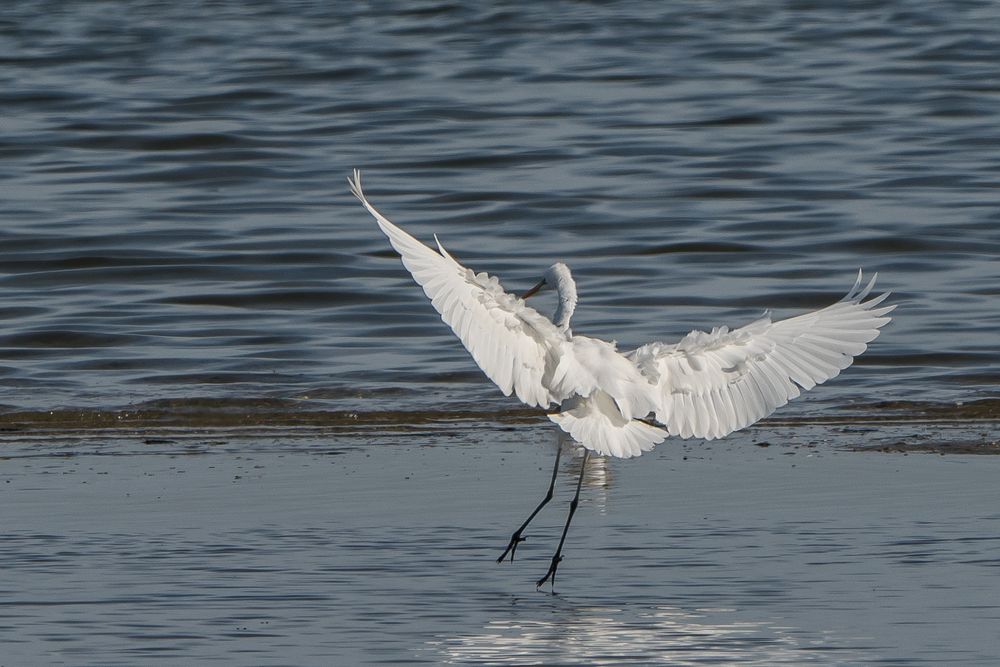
(549, 391, 667, 458)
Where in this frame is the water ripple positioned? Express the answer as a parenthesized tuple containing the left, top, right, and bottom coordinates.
(0, 2, 997, 414)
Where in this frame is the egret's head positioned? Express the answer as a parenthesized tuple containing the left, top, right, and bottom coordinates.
(521, 263, 572, 300)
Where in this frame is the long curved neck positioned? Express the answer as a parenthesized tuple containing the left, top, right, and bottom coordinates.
(546, 264, 577, 332)
(553, 287, 577, 331)
(554, 304, 575, 334)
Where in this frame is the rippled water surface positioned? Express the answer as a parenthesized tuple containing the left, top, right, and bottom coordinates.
(2, 0, 999, 414)
(2, 1, 1000, 664)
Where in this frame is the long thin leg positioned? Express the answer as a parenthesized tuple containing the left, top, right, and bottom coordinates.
(497, 444, 562, 563)
(536, 450, 589, 589)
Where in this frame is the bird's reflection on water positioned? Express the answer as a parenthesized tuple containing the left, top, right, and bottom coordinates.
(553, 438, 614, 514)
(430, 604, 860, 665)
(581, 450, 612, 516)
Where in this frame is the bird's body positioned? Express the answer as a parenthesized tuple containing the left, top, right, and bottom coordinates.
(350, 170, 893, 459)
(350, 169, 893, 586)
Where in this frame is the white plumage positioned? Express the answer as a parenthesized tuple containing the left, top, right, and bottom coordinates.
(350, 170, 894, 458)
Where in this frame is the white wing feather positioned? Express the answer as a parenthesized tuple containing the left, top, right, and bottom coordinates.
(349, 170, 565, 409)
(354, 170, 893, 456)
(629, 272, 894, 440)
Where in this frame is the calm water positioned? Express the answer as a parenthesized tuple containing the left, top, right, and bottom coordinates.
(4, 423, 1000, 665)
(2, 1, 1000, 664)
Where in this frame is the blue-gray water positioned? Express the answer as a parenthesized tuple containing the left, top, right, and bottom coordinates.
(2, 1, 1000, 664)
(2, 0, 998, 414)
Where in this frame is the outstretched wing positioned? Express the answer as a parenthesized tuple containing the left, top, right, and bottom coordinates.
(350, 170, 566, 408)
(629, 272, 894, 440)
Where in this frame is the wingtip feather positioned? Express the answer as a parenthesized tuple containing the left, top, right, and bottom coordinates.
(856, 272, 878, 301)
(348, 168, 364, 200)
(433, 233, 452, 260)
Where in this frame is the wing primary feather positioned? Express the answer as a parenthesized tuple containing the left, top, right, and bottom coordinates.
(360, 175, 893, 452)
(352, 170, 563, 410)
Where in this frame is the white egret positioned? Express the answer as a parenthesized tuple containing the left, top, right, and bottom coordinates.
(350, 170, 893, 588)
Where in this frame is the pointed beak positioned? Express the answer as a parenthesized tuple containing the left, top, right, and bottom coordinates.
(521, 279, 545, 300)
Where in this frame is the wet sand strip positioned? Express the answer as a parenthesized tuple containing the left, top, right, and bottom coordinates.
(0, 398, 995, 454)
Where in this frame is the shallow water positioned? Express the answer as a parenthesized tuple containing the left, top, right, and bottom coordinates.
(4, 423, 1000, 665)
(2, 2, 1000, 664)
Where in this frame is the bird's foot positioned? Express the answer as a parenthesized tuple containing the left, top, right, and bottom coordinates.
(497, 532, 526, 563)
(536, 553, 563, 589)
